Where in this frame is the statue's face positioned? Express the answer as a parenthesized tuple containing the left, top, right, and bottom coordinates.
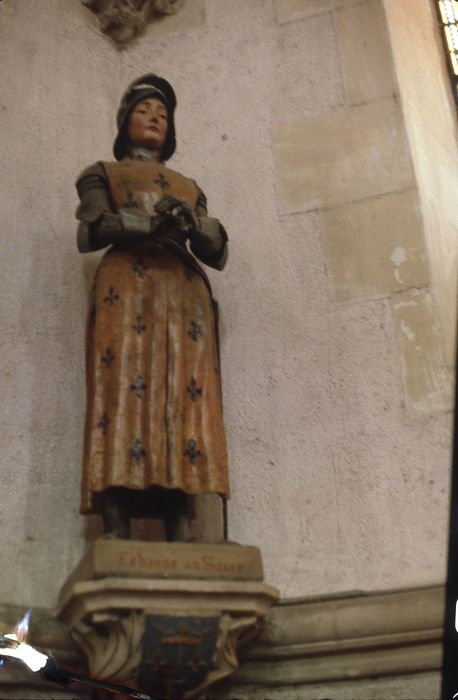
(128, 97, 168, 151)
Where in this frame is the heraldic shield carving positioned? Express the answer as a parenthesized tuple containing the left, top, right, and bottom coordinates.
(137, 614, 220, 695)
(57, 542, 279, 699)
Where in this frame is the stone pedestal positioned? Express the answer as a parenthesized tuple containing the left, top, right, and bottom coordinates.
(57, 541, 278, 698)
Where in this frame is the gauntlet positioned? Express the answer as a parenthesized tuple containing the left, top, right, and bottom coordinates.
(77, 208, 164, 253)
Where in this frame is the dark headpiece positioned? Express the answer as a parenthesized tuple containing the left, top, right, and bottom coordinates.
(113, 73, 177, 161)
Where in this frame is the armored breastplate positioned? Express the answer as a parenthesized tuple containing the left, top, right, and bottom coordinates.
(102, 160, 199, 215)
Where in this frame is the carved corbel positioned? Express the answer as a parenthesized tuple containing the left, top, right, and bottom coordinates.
(81, 0, 184, 45)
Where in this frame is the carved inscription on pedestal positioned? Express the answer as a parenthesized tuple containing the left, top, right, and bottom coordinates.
(58, 541, 264, 608)
(116, 547, 250, 577)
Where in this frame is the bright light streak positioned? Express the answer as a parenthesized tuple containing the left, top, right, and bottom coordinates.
(450, 23, 458, 49)
(445, 0, 456, 23)
(452, 51, 458, 74)
(14, 609, 31, 644)
(0, 638, 48, 673)
(0, 609, 47, 674)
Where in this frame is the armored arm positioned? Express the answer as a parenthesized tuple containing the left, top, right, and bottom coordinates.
(190, 189, 228, 270)
(75, 164, 163, 253)
(187, 188, 228, 270)
(152, 188, 228, 270)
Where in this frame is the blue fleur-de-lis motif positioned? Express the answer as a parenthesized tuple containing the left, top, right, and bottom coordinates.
(96, 412, 110, 435)
(187, 321, 202, 341)
(184, 438, 201, 464)
(132, 314, 147, 334)
(132, 258, 149, 278)
(186, 378, 203, 401)
(104, 287, 119, 305)
(130, 373, 147, 398)
(154, 172, 170, 189)
(129, 438, 146, 464)
(101, 347, 115, 367)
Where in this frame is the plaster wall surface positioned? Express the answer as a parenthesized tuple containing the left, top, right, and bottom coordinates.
(0, 0, 453, 609)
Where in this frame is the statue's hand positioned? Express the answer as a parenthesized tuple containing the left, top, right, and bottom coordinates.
(155, 195, 199, 234)
(86, 209, 166, 249)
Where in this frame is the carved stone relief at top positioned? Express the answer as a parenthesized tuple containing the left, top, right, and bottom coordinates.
(81, 0, 184, 45)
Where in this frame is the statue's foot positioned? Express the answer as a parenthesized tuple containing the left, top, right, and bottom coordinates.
(101, 499, 131, 540)
(164, 510, 192, 542)
(99, 531, 129, 540)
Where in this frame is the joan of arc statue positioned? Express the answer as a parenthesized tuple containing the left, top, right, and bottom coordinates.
(75, 74, 229, 541)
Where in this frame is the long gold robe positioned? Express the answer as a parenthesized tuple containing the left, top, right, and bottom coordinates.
(80, 159, 229, 514)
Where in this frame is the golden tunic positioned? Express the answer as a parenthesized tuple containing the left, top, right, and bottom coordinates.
(80, 160, 229, 514)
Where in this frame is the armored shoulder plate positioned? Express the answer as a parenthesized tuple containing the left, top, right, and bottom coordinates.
(75, 162, 112, 225)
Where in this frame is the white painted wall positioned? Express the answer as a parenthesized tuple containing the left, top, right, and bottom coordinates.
(0, 0, 453, 608)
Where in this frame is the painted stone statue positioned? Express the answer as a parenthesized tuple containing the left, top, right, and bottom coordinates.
(76, 74, 229, 541)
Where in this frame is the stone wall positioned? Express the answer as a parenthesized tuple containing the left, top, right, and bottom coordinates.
(385, 0, 458, 370)
(0, 0, 455, 610)
(214, 584, 443, 699)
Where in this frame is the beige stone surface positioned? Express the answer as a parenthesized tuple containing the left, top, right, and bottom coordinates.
(321, 189, 430, 302)
(234, 641, 441, 686)
(274, 0, 331, 23)
(0, 587, 443, 699)
(271, 0, 359, 11)
(212, 585, 443, 698)
(335, 0, 396, 104)
(391, 288, 452, 414)
(332, 0, 366, 7)
(273, 11, 343, 123)
(384, 0, 458, 368)
(212, 671, 441, 699)
(143, 0, 205, 40)
(0, 0, 453, 617)
(327, 300, 450, 589)
(58, 577, 279, 629)
(257, 585, 444, 647)
(59, 540, 264, 607)
(78, 0, 206, 44)
(58, 574, 277, 698)
(272, 98, 414, 213)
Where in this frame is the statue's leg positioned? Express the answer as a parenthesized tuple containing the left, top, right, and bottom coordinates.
(162, 490, 193, 542)
(100, 488, 131, 539)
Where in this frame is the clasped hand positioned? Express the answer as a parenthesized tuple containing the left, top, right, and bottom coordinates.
(154, 195, 199, 235)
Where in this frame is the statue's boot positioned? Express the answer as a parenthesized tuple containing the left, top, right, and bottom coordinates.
(164, 508, 192, 542)
(101, 490, 131, 539)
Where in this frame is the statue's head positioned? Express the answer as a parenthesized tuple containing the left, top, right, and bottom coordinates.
(113, 73, 176, 161)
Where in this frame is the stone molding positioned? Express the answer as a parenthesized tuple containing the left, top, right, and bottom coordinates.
(55, 542, 278, 697)
(81, 0, 184, 45)
(58, 576, 278, 698)
(58, 576, 279, 630)
(58, 540, 264, 608)
(211, 585, 444, 697)
(0, 585, 444, 698)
